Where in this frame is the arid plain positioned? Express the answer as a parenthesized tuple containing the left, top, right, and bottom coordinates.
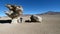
(0, 14, 60, 34)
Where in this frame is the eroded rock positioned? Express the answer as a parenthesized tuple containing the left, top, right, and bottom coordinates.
(30, 15, 42, 22)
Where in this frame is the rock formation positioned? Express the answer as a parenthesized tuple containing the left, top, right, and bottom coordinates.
(5, 4, 23, 19)
(30, 15, 42, 22)
(5, 4, 23, 23)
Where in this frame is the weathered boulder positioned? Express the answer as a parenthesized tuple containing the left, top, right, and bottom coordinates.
(30, 15, 42, 22)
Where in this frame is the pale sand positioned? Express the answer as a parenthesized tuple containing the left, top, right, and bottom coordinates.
(0, 15, 60, 34)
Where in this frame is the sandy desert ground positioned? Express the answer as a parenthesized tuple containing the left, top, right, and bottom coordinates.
(0, 14, 60, 34)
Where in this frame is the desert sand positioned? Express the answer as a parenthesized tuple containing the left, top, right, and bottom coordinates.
(0, 15, 60, 34)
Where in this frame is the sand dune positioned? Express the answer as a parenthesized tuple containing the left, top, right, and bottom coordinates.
(0, 15, 60, 34)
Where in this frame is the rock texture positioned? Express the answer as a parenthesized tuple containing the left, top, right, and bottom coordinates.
(5, 4, 23, 19)
(30, 15, 42, 22)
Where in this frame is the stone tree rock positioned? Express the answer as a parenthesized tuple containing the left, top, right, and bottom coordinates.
(5, 4, 23, 19)
(30, 15, 42, 22)
(5, 4, 23, 23)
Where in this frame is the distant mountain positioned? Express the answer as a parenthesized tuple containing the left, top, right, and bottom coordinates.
(40, 11, 60, 15)
(23, 11, 60, 16)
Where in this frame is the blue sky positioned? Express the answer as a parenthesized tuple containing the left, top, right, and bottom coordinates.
(0, 0, 60, 16)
